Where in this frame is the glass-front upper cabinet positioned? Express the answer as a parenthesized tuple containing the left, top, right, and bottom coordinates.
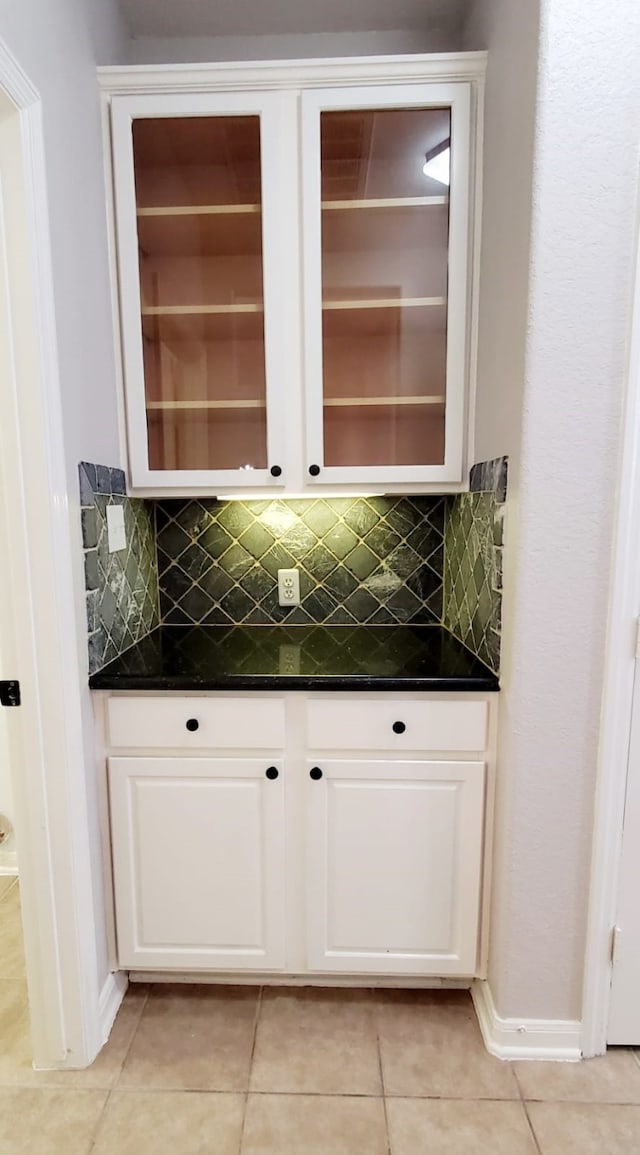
(301, 84, 471, 486)
(111, 93, 288, 488)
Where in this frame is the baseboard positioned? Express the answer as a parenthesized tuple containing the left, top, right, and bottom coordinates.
(99, 971, 127, 1044)
(472, 979, 582, 1061)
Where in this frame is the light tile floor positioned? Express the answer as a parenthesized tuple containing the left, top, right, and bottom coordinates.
(2, 879, 640, 1153)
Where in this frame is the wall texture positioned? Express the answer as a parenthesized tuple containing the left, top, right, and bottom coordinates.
(465, 0, 640, 1023)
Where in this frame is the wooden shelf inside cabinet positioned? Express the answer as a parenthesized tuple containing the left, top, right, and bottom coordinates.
(321, 196, 448, 210)
(323, 395, 445, 409)
(141, 304, 264, 343)
(137, 203, 262, 257)
(321, 198, 449, 255)
(322, 298, 446, 337)
(146, 399, 266, 411)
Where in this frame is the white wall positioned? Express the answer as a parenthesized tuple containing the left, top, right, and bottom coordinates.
(0, 0, 128, 988)
(0, 636, 14, 864)
(466, 0, 640, 1022)
(127, 29, 459, 65)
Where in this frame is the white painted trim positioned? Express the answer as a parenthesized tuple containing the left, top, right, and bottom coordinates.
(472, 981, 582, 1062)
(0, 36, 103, 1068)
(0, 852, 18, 875)
(99, 972, 127, 1045)
(98, 53, 488, 96)
(581, 182, 640, 1056)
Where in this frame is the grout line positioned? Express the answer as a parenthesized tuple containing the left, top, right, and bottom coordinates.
(87, 1087, 113, 1154)
(239, 984, 263, 1154)
(521, 1100, 544, 1155)
(111, 983, 149, 1092)
(374, 994, 393, 1155)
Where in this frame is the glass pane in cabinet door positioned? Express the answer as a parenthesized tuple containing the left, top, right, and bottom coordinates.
(320, 108, 451, 468)
(133, 116, 268, 472)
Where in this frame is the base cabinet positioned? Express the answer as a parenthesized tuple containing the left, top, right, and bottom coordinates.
(102, 693, 495, 978)
(306, 759, 485, 976)
(109, 756, 286, 970)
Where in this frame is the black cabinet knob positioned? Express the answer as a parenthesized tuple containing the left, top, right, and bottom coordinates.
(308, 464, 321, 477)
(185, 718, 199, 732)
(270, 465, 282, 477)
(309, 766, 323, 780)
(392, 720, 406, 734)
(265, 766, 279, 780)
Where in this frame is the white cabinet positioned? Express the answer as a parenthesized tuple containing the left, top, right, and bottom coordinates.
(306, 758, 485, 975)
(103, 56, 484, 495)
(101, 691, 495, 979)
(109, 756, 286, 970)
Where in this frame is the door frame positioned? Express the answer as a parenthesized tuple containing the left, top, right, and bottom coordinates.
(582, 184, 640, 1055)
(0, 38, 108, 1067)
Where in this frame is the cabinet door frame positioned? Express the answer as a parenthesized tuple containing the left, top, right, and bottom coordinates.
(306, 757, 485, 975)
(109, 755, 286, 970)
(111, 90, 291, 489)
(301, 82, 471, 487)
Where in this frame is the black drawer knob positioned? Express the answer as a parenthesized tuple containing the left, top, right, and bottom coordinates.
(308, 464, 321, 477)
(309, 766, 323, 780)
(265, 766, 279, 780)
(392, 720, 406, 734)
(185, 718, 199, 732)
(270, 465, 282, 477)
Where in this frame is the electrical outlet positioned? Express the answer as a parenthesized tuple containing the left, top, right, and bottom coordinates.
(278, 568, 300, 606)
(106, 504, 126, 553)
(279, 644, 301, 675)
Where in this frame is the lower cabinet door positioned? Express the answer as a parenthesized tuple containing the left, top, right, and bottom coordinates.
(306, 759, 485, 976)
(109, 757, 286, 970)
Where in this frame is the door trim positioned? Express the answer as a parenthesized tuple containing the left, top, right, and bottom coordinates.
(0, 36, 105, 1067)
(582, 183, 640, 1055)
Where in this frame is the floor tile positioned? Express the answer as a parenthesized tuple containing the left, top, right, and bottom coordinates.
(0, 884, 26, 984)
(515, 1048, 640, 1103)
(250, 987, 381, 1095)
(376, 989, 519, 1099)
(119, 983, 259, 1091)
(387, 1097, 539, 1154)
(92, 1090, 245, 1155)
(242, 1093, 388, 1155)
(0, 1086, 107, 1153)
(528, 1101, 640, 1154)
(0, 875, 17, 901)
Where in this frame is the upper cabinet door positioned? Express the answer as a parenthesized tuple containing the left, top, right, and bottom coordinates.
(111, 92, 290, 489)
(301, 84, 471, 487)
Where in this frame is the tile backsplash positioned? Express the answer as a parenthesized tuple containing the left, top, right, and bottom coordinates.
(155, 497, 445, 626)
(443, 457, 507, 674)
(79, 461, 507, 676)
(79, 463, 159, 674)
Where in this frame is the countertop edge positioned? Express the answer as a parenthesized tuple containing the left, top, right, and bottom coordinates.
(89, 674, 500, 692)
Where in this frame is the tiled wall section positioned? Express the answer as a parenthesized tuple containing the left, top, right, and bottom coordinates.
(79, 463, 159, 674)
(155, 497, 445, 626)
(443, 457, 508, 674)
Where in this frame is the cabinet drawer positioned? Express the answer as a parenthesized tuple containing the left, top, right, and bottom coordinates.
(306, 699, 488, 753)
(107, 696, 285, 750)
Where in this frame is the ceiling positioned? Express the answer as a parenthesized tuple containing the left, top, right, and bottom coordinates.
(117, 0, 469, 41)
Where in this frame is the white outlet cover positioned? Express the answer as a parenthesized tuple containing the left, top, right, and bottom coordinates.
(106, 504, 126, 553)
(278, 567, 300, 606)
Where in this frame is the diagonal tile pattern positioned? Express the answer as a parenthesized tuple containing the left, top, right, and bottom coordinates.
(3, 883, 640, 1153)
(155, 496, 446, 627)
(79, 463, 159, 674)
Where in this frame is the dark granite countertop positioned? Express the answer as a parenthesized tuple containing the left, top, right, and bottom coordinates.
(88, 625, 500, 692)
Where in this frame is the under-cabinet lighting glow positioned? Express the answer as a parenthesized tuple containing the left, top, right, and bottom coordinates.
(423, 140, 450, 187)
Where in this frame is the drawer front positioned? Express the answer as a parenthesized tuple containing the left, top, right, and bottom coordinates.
(107, 696, 285, 750)
(306, 699, 488, 752)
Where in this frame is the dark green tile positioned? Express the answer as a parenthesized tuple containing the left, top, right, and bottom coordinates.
(84, 550, 99, 591)
(362, 523, 402, 560)
(218, 542, 255, 579)
(343, 589, 379, 621)
(238, 522, 276, 560)
(174, 501, 213, 539)
(386, 586, 423, 622)
(200, 522, 234, 559)
(322, 523, 359, 560)
(302, 502, 339, 536)
(405, 521, 443, 559)
(302, 543, 338, 581)
(179, 586, 216, 621)
(219, 586, 255, 621)
(156, 520, 191, 559)
(323, 565, 359, 601)
(239, 565, 274, 602)
(81, 509, 98, 549)
(343, 501, 380, 537)
(217, 501, 255, 536)
(302, 588, 339, 620)
(385, 543, 422, 579)
(343, 543, 379, 580)
(260, 543, 297, 578)
(160, 563, 193, 603)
